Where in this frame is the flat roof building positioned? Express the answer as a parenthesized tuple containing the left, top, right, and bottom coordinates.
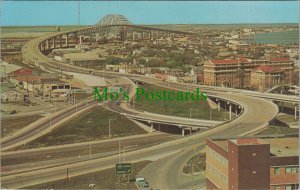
(206, 137, 299, 190)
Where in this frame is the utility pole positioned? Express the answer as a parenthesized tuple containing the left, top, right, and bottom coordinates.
(89, 143, 92, 159)
(109, 118, 116, 139)
(66, 168, 69, 190)
(26, 75, 29, 102)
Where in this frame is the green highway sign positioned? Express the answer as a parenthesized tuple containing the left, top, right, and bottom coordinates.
(115, 163, 132, 175)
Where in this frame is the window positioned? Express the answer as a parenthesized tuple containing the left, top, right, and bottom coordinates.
(286, 167, 292, 174)
(291, 167, 298, 174)
(291, 184, 299, 190)
(274, 167, 280, 175)
(274, 185, 280, 190)
(285, 185, 292, 190)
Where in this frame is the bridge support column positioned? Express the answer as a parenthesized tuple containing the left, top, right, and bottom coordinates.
(59, 36, 62, 48)
(190, 127, 192, 135)
(65, 35, 69, 47)
(217, 100, 220, 111)
(52, 38, 56, 48)
(182, 128, 185, 136)
(295, 104, 298, 120)
(89, 35, 93, 44)
(150, 123, 153, 133)
(229, 104, 232, 120)
(235, 105, 238, 116)
(79, 36, 82, 44)
(46, 39, 50, 49)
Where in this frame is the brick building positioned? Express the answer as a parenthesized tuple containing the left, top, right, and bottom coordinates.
(250, 65, 285, 91)
(203, 58, 294, 89)
(206, 137, 299, 190)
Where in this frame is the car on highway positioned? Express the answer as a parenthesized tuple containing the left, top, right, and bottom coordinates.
(136, 177, 151, 190)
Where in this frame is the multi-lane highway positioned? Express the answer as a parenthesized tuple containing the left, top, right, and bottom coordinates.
(1, 25, 297, 189)
(1, 76, 279, 188)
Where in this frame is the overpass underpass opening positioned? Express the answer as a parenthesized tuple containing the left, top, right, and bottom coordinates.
(137, 121, 206, 136)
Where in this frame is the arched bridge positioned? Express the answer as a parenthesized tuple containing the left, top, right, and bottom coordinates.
(31, 14, 194, 55)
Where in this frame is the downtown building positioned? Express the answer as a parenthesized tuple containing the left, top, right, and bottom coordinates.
(203, 58, 294, 91)
(206, 137, 299, 190)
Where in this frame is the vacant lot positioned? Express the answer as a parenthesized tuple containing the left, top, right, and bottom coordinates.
(134, 84, 229, 121)
(24, 161, 152, 190)
(24, 106, 146, 147)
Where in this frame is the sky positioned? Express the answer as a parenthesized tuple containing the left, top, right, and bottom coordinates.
(2, 1, 299, 26)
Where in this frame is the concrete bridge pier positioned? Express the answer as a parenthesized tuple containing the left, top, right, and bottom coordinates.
(65, 35, 69, 47)
(216, 99, 220, 111)
(228, 102, 232, 120)
(294, 103, 298, 120)
(150, 123, 154, 133)
(46, 39, 50, 49)
(79, 36, 83, 44)
(59, 36, 62, 48)
(52, 38, 56, 49)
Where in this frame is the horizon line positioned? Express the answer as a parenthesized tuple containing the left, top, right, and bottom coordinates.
(2, 23, 299, 27)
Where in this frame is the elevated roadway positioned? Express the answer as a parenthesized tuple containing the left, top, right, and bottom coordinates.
(1, 92, 278, 188)
(1, 26, 294, 188)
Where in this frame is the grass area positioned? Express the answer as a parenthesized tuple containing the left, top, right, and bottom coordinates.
(277, 114, 298, 124)
(0, 82, 16, 93)
(24, 106, 146, 147)
(255, 114, 299, 136)
(24, 161, 151, 190)
(183, 153, 206, 174)
(256, 125, 298, 136)
(1, 115, 43, 137)
(133, 84, 229, 121)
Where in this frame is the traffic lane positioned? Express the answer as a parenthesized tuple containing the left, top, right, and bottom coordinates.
(138, 95, 278, 189)
(140, 147, 205, 190)
(2, 88, 278, 188)
(1, 101, 96, 149)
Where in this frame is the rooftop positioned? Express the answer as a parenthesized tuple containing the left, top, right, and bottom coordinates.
(253, 65, 283, 73)
(211, 137, 299, 157)
(210, 58, 250, 65)
(265, 137, 299, 157)
(270, 57, 290, 62)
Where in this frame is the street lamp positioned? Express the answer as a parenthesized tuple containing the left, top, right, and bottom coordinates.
(109, 118, 116, 139)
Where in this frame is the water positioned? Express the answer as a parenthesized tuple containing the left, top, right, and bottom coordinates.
(245, 30, 299, 45)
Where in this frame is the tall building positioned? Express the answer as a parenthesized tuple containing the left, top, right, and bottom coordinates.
(206, 137, 299, 190)
(203, 58, 294, 89)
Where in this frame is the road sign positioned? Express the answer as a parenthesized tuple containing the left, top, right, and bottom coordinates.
(115, 163, 132, 175)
